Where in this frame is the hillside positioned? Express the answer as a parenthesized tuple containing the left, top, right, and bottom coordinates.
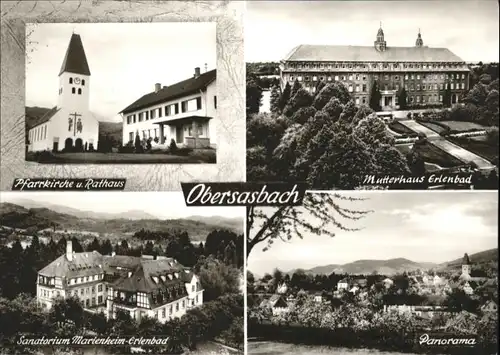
(0, 202, 243, 241)
(289, 258, 437, 276)
(440, 248, 498, 271)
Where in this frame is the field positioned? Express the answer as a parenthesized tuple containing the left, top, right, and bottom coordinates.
(447, 136, 498, 164)
(412, 141, 464, 168)
(25, 150, 216, 164)
(248, 342, 426, 355)
(439, 121, 488, 131)
(387, 121, 418, 136)
(418, 122, 446, 134)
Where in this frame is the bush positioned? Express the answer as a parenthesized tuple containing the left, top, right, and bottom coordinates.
(169, 139, 178, 153)
(175, 147, 193, 156)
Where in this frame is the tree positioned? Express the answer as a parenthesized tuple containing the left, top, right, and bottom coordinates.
(247, 75, 263, 116)
(196, 257, 240, 301)
(278, 82, 292, 112)
(134, 133, 143, 153)
(290, 79, 302, 98)
(369, 81, 382, 112)
(246, 193, 370, 257)
(398, 88, 408, 110)
(269, 85, 281, 114)
(315, 81, 326, 96)
(283, 88, 313, 117)
(443, 85, 452, 108)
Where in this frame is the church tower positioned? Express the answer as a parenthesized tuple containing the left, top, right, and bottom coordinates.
(374, 23, 387, 52)
(415, 29, 424, 48)
(461, 253, 471, 278)
(57, 33, 91, 112)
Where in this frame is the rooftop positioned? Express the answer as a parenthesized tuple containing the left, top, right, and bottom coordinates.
(283, 44, 466, 63)
(59, 33, 91, 76)
(120, 69, 216, 115)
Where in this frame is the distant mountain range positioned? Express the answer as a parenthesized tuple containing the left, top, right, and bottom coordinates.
(287, 258, 437, 276)
(284, 249, 498, 276)
(0, 202, 243, 241)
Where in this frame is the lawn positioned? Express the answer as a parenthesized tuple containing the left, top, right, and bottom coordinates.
(447, 136, 498, 164)
(412, 141, 464, 168)
(25, 150, 216, 164)
(439, 121, 488, 131)
(418, 121, 447, 134)
(388, 121, 418, 136)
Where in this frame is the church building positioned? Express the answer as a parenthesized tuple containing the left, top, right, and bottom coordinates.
(279, 25, 470, 110)
(27, 33, 99, 152)
(119, 67, 217, 149)
(36, 241, 204, 323)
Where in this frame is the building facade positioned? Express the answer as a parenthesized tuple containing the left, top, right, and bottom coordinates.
(37, 241, 203, 323)
(120, 68, 217, 149)
(27, 33, 99, 152)
(279, 26, 470, 111)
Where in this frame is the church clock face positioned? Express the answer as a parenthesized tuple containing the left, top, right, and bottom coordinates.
(74, 77, 81, 84)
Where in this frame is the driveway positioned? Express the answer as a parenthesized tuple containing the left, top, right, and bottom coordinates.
(399, 120, 440, 139)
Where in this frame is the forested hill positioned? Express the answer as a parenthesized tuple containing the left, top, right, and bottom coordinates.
(0, 202, 243, 241)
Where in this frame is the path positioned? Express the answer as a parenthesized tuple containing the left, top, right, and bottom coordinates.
(398, 120, 494, 170)
(398, 120, 440, 139)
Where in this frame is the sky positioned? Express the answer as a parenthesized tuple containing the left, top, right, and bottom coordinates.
(248, 191, 498, 276)
(0, 192, 244, 219)
(25, 22, 216, 122)
(245, 0, 499, 63)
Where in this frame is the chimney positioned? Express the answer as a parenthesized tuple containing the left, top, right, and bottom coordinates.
(155, 83, 161, 93)
(66, 240, 73, 261)
(194, 67, 200, 78)
(204, 63, 208, 73)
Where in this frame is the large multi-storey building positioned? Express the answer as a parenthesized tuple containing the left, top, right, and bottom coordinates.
(279, 26, 470, 111)
(120, 68, 217, 149)
(37, 241, 203, 323)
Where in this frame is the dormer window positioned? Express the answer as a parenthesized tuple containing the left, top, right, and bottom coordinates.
(174, 272, 179, 279)
(160, 275, 166, 282)
(69, 77, 73, 84)
(167, 274, 173, 280)
(152, 276, 159, 284)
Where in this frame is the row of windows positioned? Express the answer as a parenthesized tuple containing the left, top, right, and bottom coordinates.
(126, 96, 217, 125)
(69, 274, 104, 285)
(288, 62, 465, 70)
(40, 288, 59, 298)
(70, 284, 105, 297)
(404, 82, 465, 91)
(288, 73, 466, 84)
(156, 295, 199, 319)
(79, 296, 103, 308)
(68, 77, 85, 85)
(58, 87, 84, 95)
(30, 125, 47, 143)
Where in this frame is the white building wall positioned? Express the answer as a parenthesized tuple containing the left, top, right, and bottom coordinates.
(28, 72, 98, 152)
(121, 79, 217, 147)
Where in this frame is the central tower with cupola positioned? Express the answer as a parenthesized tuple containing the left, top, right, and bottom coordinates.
(374, 22, 387, 52)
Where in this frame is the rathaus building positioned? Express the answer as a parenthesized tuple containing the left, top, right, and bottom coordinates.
(279, 26, 470, 110)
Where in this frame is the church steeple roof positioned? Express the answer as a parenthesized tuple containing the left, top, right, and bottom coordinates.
(415, 29, 424, 47)
(462, 253, 471, 265)
(59, 33, 91, 76)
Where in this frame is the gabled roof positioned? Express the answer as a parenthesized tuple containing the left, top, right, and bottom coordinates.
(59, 34, 91, 76)
(120, 69, 216, 115)
(111, 257, 193, 293)
(283, 44, 465, 63)
(39, 250, 104, 278)
(26, 106, 60, 130)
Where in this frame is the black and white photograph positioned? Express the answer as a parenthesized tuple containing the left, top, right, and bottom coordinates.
(0, 192, 244, 354)
(246, 1, 499, 190)
(246, 191, 498, 354)
(25, 22, 217, 164)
